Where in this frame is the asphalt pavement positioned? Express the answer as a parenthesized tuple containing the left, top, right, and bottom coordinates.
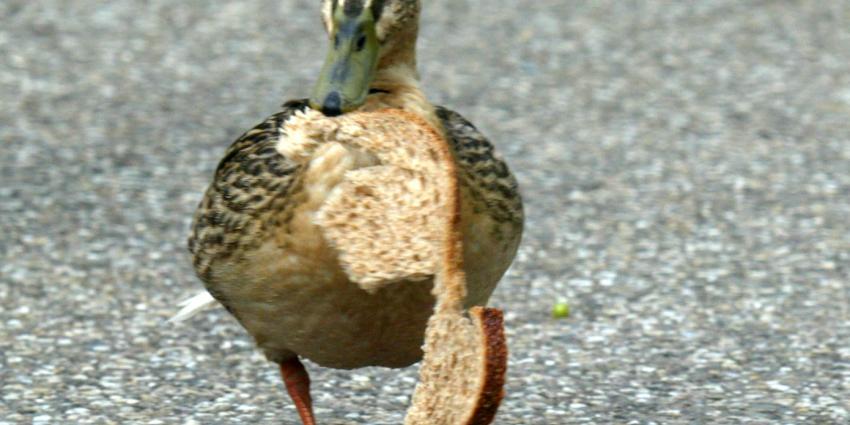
(2, 1, 849, 423)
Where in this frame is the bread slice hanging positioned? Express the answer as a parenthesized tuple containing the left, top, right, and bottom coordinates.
(384, 110, 508, 425)
(402, 177, 508, 425)
(284, 108, 508, 424)
(404, 304, 507, 425)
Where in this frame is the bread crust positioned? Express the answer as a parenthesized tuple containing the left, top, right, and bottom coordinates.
(464, 307, 507, 425)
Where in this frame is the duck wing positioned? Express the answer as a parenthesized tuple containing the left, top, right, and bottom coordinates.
(182, 99, 309, 315)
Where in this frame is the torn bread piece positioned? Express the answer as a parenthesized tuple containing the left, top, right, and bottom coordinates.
(299, 109, 509, 424)
(393, 106, 508, 425)
(404, 306, 507, 425)
(291, 109, 451, 293)
(316, 165, 440, 292)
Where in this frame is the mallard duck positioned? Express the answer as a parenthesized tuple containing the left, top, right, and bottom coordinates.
(177, 1, 523, 423)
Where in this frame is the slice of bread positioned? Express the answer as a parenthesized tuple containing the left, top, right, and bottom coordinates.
(404, 219, 507, 425)
(404, 306, 507, 425)
(391, 107, 508, 425)
(285, 108, 508, 424)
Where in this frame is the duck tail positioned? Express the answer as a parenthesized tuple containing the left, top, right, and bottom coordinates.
(168, 291, 217, 323)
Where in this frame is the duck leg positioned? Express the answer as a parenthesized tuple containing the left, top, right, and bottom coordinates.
(279, 357, 316, 425)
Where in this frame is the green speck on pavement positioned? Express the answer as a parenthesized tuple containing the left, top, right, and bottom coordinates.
(552, 301, 570, 319)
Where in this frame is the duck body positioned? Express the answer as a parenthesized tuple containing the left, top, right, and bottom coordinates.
(185, 1, 523, 422)
(188, 95, 523, 368)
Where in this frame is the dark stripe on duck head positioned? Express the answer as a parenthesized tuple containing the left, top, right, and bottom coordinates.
(370, 0, 386, 20)
(343, 0, 364, 17)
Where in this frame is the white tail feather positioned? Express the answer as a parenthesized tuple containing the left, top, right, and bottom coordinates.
(169, 291, 217, 323)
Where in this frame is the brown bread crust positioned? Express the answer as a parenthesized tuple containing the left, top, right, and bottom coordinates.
(465, 307, 508, 425)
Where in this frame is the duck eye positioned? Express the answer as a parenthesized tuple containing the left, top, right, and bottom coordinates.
(355, 35, 367, 51)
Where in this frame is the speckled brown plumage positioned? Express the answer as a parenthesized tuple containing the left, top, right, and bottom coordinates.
(437, 106, 523, 226)
(188, 100, 309, 286)
(189, 101, 523, 307)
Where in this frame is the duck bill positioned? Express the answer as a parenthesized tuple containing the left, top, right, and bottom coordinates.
(310, 14, 380, 117)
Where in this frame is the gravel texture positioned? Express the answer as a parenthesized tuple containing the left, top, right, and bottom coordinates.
(2, 1, 850, 424)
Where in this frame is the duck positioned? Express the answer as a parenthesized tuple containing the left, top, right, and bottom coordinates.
(176, 1, 523, 424)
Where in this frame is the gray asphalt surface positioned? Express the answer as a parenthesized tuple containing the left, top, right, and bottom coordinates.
(2, 1, 850, 424)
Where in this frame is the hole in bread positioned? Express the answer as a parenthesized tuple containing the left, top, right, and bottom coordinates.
(427, 148, 438, 161)
(355, 185, 375, 197)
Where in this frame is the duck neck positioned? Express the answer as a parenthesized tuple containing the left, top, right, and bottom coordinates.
(362, 31, 441, 132)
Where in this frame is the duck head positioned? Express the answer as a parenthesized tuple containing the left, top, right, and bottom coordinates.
(310, 0, 420, 117)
